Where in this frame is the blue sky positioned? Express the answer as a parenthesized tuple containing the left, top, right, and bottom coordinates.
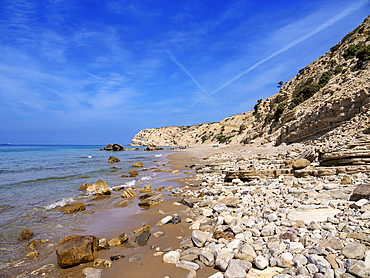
(0, 0, 369, 144)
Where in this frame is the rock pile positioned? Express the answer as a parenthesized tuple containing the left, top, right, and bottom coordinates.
(158, 150, 370, 278)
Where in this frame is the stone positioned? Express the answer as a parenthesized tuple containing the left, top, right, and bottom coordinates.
(110, 254, 125, 261)
(60, 203, 86, 213)
(225, 259, 247, 278)
(277, 253, 294, 268)
(341, 242, 366, 259)
(171, 215, 181, 224)
(139, 185, 151, 193)
(153, 231, 164, 238)
(56, 235, 98, 268)
(83, 267, 103, 278)
(240, 244, 257, 261)
(98, 238, 109, 250)
(163, 251, 180, 264)
(108, 233, 128, 247)
(191, 230, 209, 247)
(134, 230, 151, 246)
(133, 223, 150, 234)
(27, 239, 49, 250)
(121, 187, 136, 198)
(108, 156, 120, 163)
(287, 205, 340, 224)
(199, 251, 214, 266)
(138, 194, 164, 206)
(350, 184, 370, 201)
(318, 237, 343, 250)
(176, 260, 200, 271)
(157, 215, 173, 226)
(18, 229, 34, 240)
(347, 260, 370, 278)
(292, 159, 311, 170)
(215, 253, 233, 271)
(129, 170, 138, 177)
(93, 258, 112, 267)
(132, 162, 143, 167)
(306, 255, 331, 273)
(25, 251, 39, 259)
(340, 176, 352, 184)
(181, 247, 201, 262)
(186, 270, 197, 278)
(255, 255, 269, 269)
(180, 236, 194, 250)
(79, 182, 91, 190)
(86, 179, 111, 195)
(208, 272, 224, 278)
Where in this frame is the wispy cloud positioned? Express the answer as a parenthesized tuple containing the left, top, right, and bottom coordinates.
(188, 0, 369, 108)
(167, 50, 206, 92)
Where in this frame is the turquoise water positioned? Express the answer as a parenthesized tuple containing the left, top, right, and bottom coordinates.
(0, 145, 171, 270)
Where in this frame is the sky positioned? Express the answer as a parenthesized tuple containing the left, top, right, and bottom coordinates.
(0, 0, 369, 144)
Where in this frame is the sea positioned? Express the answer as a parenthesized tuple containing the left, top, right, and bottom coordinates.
(0, 144, 174, 271)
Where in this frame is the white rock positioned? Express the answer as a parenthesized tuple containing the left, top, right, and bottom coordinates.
(254, 255, 269, 269)
(157, 215, 172, 226)
(208, 272, 224, 278)
(163, 251, 180, 264)
(176, 261, 200, 271)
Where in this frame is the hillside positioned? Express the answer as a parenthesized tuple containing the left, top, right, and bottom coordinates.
(131, 15, 370, 147)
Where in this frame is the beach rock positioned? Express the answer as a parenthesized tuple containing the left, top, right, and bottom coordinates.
(157, 215, 173, 226)
(287, 205, 340, 223)
(153, 231, 164, 238)
(139, 185, 151, 193)
(79, 182, 91, 190)
(93, 258, 112, 267)
(86, 179, 111, 195)
(341, 243, 366, 259)
(110, 254, 125, 261)
(132, 162, 143, 167)
(199, 250, 215, 266)
(108, 156, 120, 163)
(121, 187, 136, 198)
(60, 203, 86, 213)
(180, 236, 194, 250)
(171, 215, 181, 224)
(292, 159, 311, 170)
(176, 261, 200, 271)
(350, 184, 370, 201)
(191, 230, 209, 247)
(225, 259, 247, 278)
(25, 251, 39, 259)
(28, 239, 50, 251)
(215, 253, 234, 271)
(83, 267, 103, 278)
(101, 143, 124, 151)
(56, 235, 98, 268)
(108, 233, 128, 247)
(163, 251, 180, 264)
(208, 273, 224, 278)
(341, 176, 352, 184)
(347, 260, 370, 278)
(98, 238, 109, 250)
(255, 255, 269, 269)
(133, 223, 150, 234)
(129, 170, 138, 177)
(134, 230, 151, 246)
(138, 194, 164, 206)
(186, 270, 197, 278)
(18, 229, 34, 240)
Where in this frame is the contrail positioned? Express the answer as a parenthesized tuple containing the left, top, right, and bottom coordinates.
(167, 51, 206, 92)
(188, 0, 368, 108)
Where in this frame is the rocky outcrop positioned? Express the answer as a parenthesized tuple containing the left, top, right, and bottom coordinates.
(108, 156, 120, 163)
(56, 235, 98, 268)
(131, 15, 370, 148)
(100, 143, 124, 151)
(85, 179, 111, 195)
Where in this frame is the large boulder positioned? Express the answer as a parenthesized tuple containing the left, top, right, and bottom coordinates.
(100, 143, 124, 151)
(86, 179, 111, 195)
(56, 235, 98, 268)
(108, 156, 120, 163)
(350, 184, 370, 201)
(138, 194, 164, 206)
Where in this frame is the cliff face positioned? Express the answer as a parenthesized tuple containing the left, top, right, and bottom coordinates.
(131, 15, 370, 147)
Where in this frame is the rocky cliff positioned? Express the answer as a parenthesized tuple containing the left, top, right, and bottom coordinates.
(131, 15, 370, 147)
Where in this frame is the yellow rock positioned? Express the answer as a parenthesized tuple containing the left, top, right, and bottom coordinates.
(167, 186, 173, 190)
(155, 186, 165, 191)
(25, 252, 39, 259)
(132, 162, 143, 167)
(139, 185, 151, 193)
(133, 223, 150, 234)
(164, 169, 170, 172)
(184, 171, 191, 174)
(172, 170, 180, 174)
(121, 187, 136, 198)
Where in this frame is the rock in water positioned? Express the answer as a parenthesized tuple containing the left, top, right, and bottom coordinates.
(138, 194, 164, 206)
(60, 203, 86, 213)
(134, 230, 151, 246)
(56, 235, 98, 268)
(18, 228, 34, 240)
(86, 179, 111, 195)
(108, 156, 120, 163)
(132, 162, 143, 167)
(121, 187, 136, 198)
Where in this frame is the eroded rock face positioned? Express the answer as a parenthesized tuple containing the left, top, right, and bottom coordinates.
(56, 235, 98, 268)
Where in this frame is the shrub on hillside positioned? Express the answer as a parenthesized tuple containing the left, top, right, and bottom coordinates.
(288, 83, 320, 110)
(318, 71, 330, 87)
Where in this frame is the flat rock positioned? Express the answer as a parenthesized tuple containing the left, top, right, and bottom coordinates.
(191, 230, 209, 247)
(287, 205, 340, 224)
(83, 267, 103, 278)
(86, 179, 111, 195)
(134, 230, 151, 246)
(138, 194, 164, 206)
(176, 260, 200, 271)
(163, 251, 180, 264)
(350, 184, 370, 201)
(225, 259, 247, 278)
(60, 203, 85, 213)
(341, 242, 366, 259)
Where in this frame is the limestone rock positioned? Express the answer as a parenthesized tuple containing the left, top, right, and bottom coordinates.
(86, 179, 111, 195)
(132, 162, 143, 167)
(56, 235, 98, 268)
(108, 156, 120, 163)
(341, 243, 366, 259)
(60, 203, 85, 213)
(138, 194, 164, 206)
(191, 230, 210, 247)
(121, 187, 136, 198)
(163, 251, 180, 264)
(292, 159, 311, 170)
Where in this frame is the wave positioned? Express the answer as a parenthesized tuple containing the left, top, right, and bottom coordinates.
(44, 197, 74, 210)
(140, 174, 156, 181)
(111, 180, 136, 190)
